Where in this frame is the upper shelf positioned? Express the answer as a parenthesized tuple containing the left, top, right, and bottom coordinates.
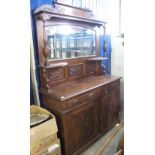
(86, 57, 108, 61)
(39, 62, 68, 69)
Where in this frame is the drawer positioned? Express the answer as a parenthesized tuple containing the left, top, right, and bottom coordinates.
(100, 80, 120, 96)
(65, 89, 99, 108)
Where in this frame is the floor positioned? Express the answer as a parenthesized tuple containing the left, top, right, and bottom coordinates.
(81, 112, 124, 155)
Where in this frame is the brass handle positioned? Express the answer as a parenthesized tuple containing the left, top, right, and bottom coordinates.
(102, 88, 108, 94)
(72, 99, 80, 105)
(88, 92, 95, 99)
(105, 89, 108, 94)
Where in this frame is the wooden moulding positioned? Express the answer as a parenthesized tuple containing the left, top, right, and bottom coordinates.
(39, 62, 68, 69)
(34, 4, 106, 27)
(85, 57, 108, 61)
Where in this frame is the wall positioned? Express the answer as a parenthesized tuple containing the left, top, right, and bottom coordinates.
(111, 36, 124, 112)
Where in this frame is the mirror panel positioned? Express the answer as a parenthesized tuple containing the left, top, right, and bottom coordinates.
(45, 25, 96, 60)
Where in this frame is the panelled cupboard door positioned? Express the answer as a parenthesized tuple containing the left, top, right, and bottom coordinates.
(110, 85, 120, 126)
(69, 99, 99, 153)
(100, 85, 120, 134)
(100, 94, 110, 134)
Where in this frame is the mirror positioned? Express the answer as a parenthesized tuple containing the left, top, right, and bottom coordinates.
(45, 25, 96, 60)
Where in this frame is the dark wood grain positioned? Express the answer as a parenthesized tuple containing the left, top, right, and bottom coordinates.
(49, 75, 121, 101)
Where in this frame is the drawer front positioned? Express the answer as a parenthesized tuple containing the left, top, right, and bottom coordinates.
(65, 89, 99, 109)
(100, 80, 120, 96)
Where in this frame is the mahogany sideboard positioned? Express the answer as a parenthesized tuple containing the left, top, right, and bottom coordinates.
(34, 3, 121, 155)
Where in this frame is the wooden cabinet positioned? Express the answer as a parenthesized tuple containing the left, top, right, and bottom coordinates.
(42, 77, 120, 155)
(34, 3, 121, 155)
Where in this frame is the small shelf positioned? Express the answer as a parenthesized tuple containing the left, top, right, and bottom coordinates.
(39, 62, 68, 69)
(85, 57, 108, 61)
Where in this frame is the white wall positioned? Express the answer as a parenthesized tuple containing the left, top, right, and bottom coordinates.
(111, 37, 124, 111)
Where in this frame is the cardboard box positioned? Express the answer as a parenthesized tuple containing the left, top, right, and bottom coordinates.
(31, 134, 58, 154)
(35, 139, 61, 155)
(30, 105, 60, 155)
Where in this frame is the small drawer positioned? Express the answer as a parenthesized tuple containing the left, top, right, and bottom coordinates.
(80, 89, 98, 102)
(66, 98, 80, 107)
(66, 89, 98, 108)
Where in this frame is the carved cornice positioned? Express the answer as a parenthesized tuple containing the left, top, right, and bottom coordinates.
(34, 4, 106, 26)
(36, 13, 52, 21)
(34, 4, 55, 14)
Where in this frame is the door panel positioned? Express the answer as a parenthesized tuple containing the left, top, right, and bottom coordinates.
(109, 88, 119, 125)
(100, 94, 110, 134)
(70, 100, 99, 152)
(100, 85, 120, 134)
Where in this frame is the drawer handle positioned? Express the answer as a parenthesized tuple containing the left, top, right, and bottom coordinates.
(88, 92, 95, 99)
(73, 99, 80, 105)
(102, 88, 108, 94)
(105, 89, 108, 94)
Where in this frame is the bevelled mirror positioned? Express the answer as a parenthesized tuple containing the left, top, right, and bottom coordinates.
(45, 25, 96, 60)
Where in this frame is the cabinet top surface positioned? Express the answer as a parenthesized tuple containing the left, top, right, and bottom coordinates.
(45, 75, 121, 101)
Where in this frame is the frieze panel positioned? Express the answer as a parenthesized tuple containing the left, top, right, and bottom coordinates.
(72, 106, 95, 147)
(69, 64, 83, 77)
(48, 68, 64, 82)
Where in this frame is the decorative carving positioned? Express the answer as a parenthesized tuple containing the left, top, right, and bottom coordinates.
(42, 68, 50, 82)
(103, 40, 107, 57)
(87, 62, 96, 74)
(35, 4, 66, 16)
(57, 6, 65, 14)
(69, 64, 82, 77)
(36, 14, 51, 21)
(48, 68, 64, 82)
(43, 46, 50, 66)
(41, 67, 50, 89)
(72, 106, 94, 146)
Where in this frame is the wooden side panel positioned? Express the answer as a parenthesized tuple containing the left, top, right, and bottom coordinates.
(86, 62, 96, 75)
(100, 81, 120, 134)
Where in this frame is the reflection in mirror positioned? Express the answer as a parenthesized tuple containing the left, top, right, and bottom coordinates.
(45, 25, 96, 60)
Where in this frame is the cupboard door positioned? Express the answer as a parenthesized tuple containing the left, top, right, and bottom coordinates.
(100, 83, 120, 134)
(100, 94, 111, 134)
(70, 100, 99, 153)
(109, 85, 120, 126)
